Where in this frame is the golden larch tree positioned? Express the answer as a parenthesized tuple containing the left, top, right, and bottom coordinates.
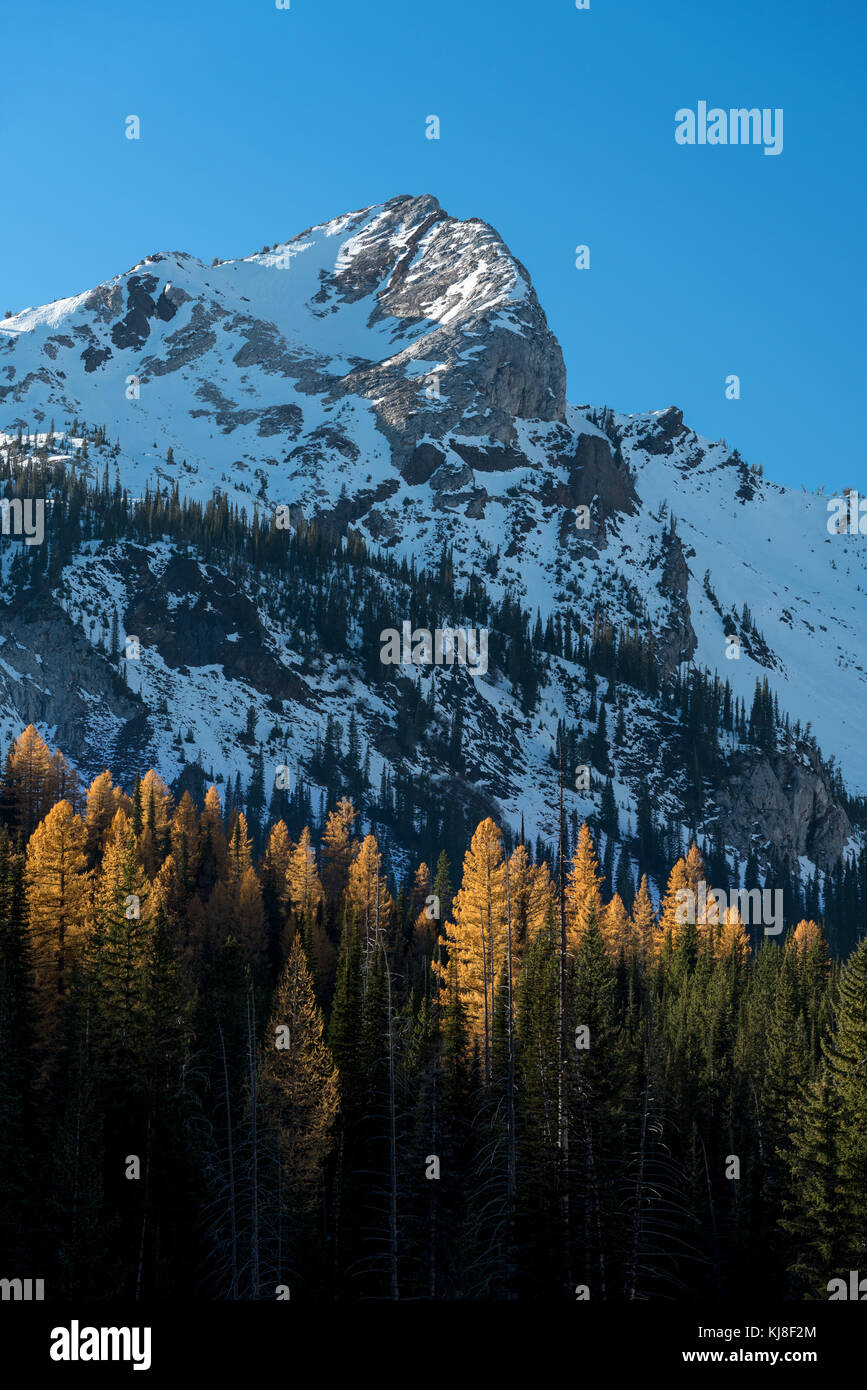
(263, 821, 293, 917)
(658, 857, 690, 944)
(47, 747, 80, 812)
(630, 873, 658, 966)
(84, 770, 127, 860)
(139, 769, 173, 872)
(507, 843, 553, 959)
(170, 790, 201, 887)
(441, 817, 507, 1079)
(198, 784, 227, 894)
(25, 799, 91, 1038)
(226, 812, 255, 896)
(565, 822, 604, 953)
(787, 918, 826, 959)
(8, 724, 53, 836)
(716, 904, 750, 969)
(411, 862, 436, 958)
(346, 832, 393, 950)
(286, 826, 323, 921)
(237, 865, 267, 963)
(321, 796, 358, 908)
(602, 892, 631, 958)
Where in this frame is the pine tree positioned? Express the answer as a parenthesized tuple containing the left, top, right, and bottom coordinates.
(432, 850, 454, 925)
(782, 1071, 843, 1296)
(820, 935, 867, 1268)
(259, 937, 339, 1284)
(0, 830, 38, 1264)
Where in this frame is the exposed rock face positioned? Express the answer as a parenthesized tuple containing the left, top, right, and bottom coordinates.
(322, 194, 567, 468)
(655, 525, 698, 671)
(717, 751, 851, 872)
(0, 597, 147, 777)
(636, 405, 687, 455)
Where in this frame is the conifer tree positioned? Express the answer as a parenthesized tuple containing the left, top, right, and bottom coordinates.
(92, 812, 151, 1065)
(83, 770, 127, 861)
(441, 818, 507, 1083)
(260, 937, 339, 1248)
(602, 892, 631, 959)
(237, 866, 267, 965)
(170, 790, 201, 890)
(327, 918, 365, 1292)
(762, 944, 810, 1219)
(507, 843, 553, 960)
(570, 904, 626, 1298)
(564, 822, 604, 954)
(321, 796, 358, 911)
(25, 799, 90, 1051)
(47, 747, 80, 812)
(0, 830, 38, 1263)
(630, 874, 658, 966)
(819, 934, 867, 1267)
(198, 784, 227, 896)
(658, 856, 690, 946)
(432, 850, 454, 926)
(6, 724, 52, 836)
(515, 917, 561, 1288)
(346, 833, 394, 953)
(286, 826, 323, 923)
(782, 1071, 843, 1296)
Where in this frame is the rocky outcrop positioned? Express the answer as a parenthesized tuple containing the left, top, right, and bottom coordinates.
(655, 525, 698, 671)
(717, 750, 851, 872)
(326, 194, 567, 467)
(0, 597, 145, 777)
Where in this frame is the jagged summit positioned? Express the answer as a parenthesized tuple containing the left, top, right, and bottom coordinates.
(0, 194, 565, 480)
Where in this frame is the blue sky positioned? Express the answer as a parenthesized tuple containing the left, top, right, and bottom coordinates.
(1, 0, 863, 490)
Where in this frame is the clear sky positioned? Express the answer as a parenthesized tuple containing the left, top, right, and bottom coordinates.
(1, 0, 863, 491)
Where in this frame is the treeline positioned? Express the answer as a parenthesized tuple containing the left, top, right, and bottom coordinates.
(1, 725, 865, 1301)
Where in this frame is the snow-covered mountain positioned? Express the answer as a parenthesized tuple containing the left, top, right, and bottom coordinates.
(1, 193, 863, 890)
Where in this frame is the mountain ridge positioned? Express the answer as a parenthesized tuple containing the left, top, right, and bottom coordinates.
(1, 193, 864, 931)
